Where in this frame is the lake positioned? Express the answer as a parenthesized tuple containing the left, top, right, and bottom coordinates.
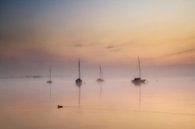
(0, 76, 195, 129)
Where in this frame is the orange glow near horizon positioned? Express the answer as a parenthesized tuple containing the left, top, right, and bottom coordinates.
(0, 0, 195, 67)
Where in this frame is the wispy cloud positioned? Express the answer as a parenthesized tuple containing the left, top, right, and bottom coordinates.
(72, 41, 98, 48)
(106, 45, 115, 49)
(168, 48, 195, 56)
(74, 43, 84, 48)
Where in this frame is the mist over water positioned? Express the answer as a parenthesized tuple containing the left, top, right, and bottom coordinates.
(0, 0, 195, 128)
(0, 72, 195, 129)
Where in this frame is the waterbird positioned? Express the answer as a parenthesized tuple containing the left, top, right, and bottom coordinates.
(57, 105, 63, 109)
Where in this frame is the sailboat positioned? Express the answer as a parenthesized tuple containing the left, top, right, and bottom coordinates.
(75, 59, 82, 87)
(132, 57, 146, 85)
(96, 65, 104, 82)
(75, 59, 82, 106)
(47, 67, 52, 84)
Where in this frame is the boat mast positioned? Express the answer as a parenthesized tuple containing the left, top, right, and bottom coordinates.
(99, 65, 103, 78)
(78, 59, 81, 78)
(138, 56, 141, 78)
(49, 67, 52, 81)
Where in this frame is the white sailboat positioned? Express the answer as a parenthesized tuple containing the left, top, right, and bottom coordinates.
(132, 57, 146, 85)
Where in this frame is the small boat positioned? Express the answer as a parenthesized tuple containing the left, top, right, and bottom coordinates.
(132, 57, 146, 85)
(76, 78, 82, 86)
(75, 59, 82, 106)
(47, 67, 52, 84)
(47, 80, 52, 83)
(96, 65, 104, 82)
(57, 105, 63, 109)
(75, 59, 82, 87)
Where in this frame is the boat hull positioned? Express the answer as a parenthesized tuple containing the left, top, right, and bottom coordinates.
(76, 78, 82, 87)
(47, 80, 52, 84)
(96, 78, 104, 83)
(132, 78, 145, 86)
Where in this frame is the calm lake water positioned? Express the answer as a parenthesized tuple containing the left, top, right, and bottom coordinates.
(0, 76, 195, 129)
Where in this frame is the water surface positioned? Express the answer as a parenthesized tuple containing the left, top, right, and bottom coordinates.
(0, 76, 195, 129)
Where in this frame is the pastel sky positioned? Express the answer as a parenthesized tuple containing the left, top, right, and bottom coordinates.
(0, 0, 195, 74)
